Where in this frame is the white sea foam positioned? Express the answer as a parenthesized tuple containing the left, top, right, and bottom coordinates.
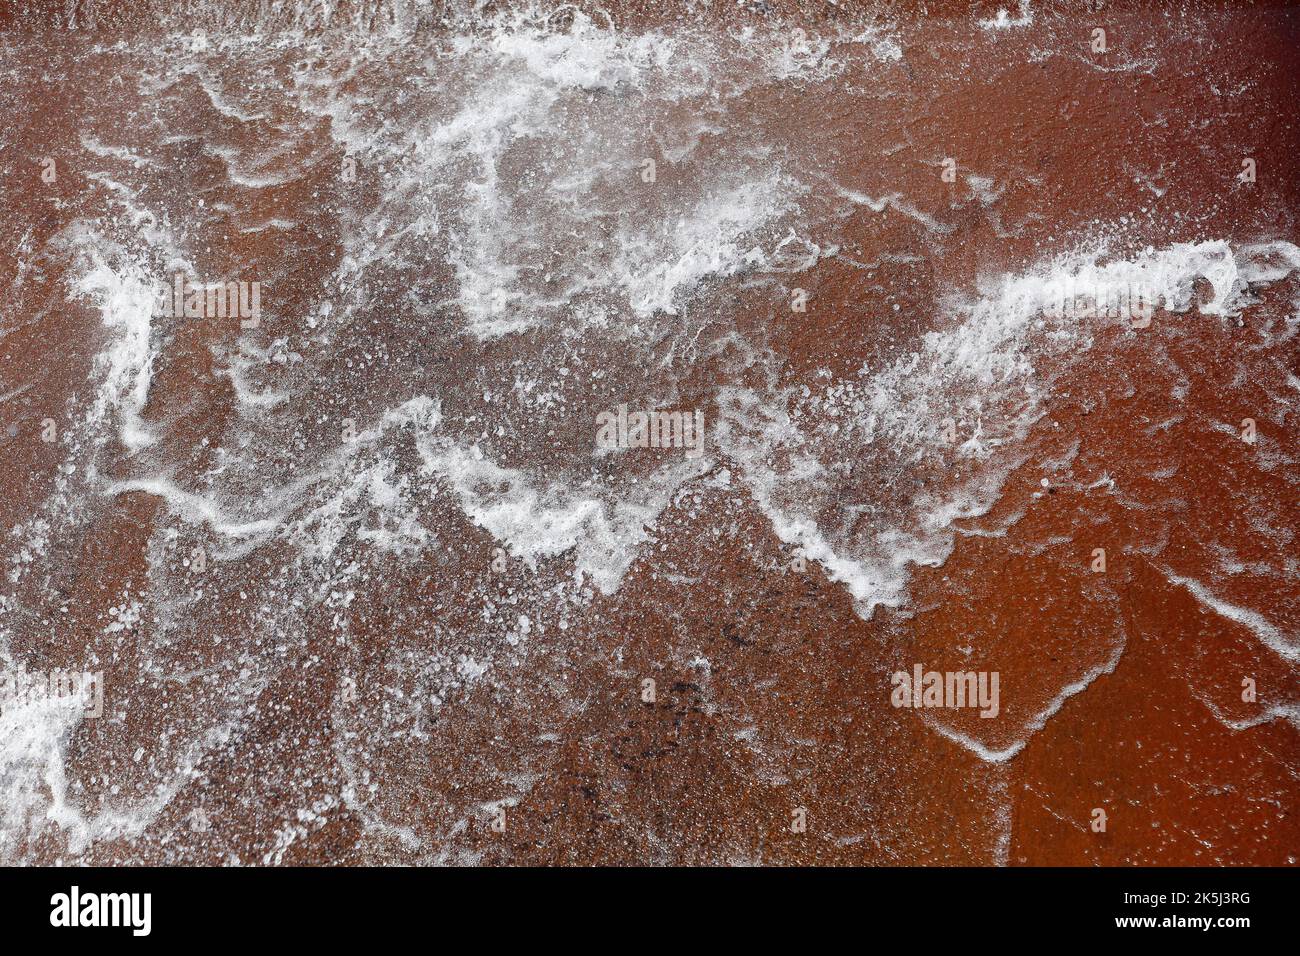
(79, 134, 160, 169)
(294, 13, 824, 340)
(716, 239, 1300, 622)
(105, 477, 282, 541)
(832, 181, 957, 236)
(0, 678, 88, 861)
(978, 1, 1034, 31)
(755, 23, 902, 81)
(618, 177, 800, 317)
(927, 640, 1126, 764)
(1162, 570, 1300, 663)
(7, 8, 1300, 861)
(54, 68, 1300, 658)
(415, 431, 708, 595)
(61, 231, 160, 453)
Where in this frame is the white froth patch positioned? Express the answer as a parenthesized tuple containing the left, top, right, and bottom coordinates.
(831, 180, 956, 236)
(715, 386, 917, 619)
(79, 133, 160, 169)
(619, 177, 799, 317)
(311, 14, 814, 340)
(107, 477, 281, 542)
(752, 23, 902, 81)
(1211, 702, 1300, 733)
(0, 651, 236, 862)
(414, 13, 691, 337)
(217, 342, 291, 410)
(888, 236, 1296, 464)
(96, 380, 693, 597)
(717, 239, 1300, 623)
(0, 685, 87, 862)
(758, 26, 835, 81)
(926, 641, 1125, 764)
(472, 11, 676, 90)
(293, 456, 432, 563)
(978, 1, 1034, 31)
(1163, 571, 1300, 663)
(63, 229, 161, 452)
(416, 437, 705, 595)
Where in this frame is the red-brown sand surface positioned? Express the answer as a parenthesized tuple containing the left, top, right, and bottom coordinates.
(0, 0, 1297, 865)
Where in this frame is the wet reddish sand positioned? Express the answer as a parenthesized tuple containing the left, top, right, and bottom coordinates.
(0, 1, 1297, 865)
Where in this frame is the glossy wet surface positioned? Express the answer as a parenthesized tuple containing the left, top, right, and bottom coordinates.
(0, 0, 1297, 864)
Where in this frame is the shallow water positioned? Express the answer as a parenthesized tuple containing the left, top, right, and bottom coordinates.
(0, 0, 1297, 865)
